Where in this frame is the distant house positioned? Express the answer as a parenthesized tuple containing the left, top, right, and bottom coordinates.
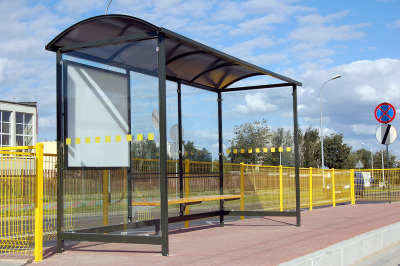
(0, 100, 37, 147)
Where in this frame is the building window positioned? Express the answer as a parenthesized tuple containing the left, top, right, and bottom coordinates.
(16, 112, 34, 146)
(0, 111, 11, 147)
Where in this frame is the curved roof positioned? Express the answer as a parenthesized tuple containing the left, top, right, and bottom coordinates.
(46, 15, 301, 90)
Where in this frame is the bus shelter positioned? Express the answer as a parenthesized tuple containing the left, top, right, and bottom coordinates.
(46, 14, 302, 256)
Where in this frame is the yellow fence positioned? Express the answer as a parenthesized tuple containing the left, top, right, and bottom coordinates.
(1, 149, 400, 262)
(0, 144, 56, 262)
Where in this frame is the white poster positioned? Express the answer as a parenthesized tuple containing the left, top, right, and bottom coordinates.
(66, 62, 130, 167)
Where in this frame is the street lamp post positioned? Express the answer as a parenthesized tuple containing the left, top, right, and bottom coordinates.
(362, 142, 374, 184)
(361, 143, 374, 170)
(320, 75, 341, 188)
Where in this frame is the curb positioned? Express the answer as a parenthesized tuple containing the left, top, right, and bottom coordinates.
(280, 221, 400, 266)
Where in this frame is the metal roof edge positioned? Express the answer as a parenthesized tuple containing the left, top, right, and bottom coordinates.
(45, 14, 159, 52)
(160, 27, 302, 86)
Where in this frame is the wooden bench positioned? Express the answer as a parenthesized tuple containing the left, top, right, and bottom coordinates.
(132, 194, 241, 207)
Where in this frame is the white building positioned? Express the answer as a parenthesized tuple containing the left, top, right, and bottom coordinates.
(0, 100, 37, 147)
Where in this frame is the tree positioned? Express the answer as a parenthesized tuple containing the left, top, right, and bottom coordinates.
(228, 119, 271, 164)
(323, 133, 352, 169)
(373, 149, 399, 169)
(264, 127, 294, 166)
(131, 139, 159, 159)
(183, 141, 212, 162)
(349, 148, 372, 169)
(298, 127, 320, 168)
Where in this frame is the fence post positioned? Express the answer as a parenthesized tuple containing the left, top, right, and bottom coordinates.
(240, 162, 245, 220)
(332, 168, 336, 207)
(309, 167, 313, 210)
(34, 143, 44, 262)
(350, 169, 355, 204)
(184, 160, 190, 228)
(103, 170, 110, 226)
(279, 165, 283, 211)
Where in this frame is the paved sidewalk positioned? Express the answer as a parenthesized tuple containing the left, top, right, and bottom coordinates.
(3, 203, 400, 265)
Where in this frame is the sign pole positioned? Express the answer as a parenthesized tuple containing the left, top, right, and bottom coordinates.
(386, 144, 391, 202)
(374, 102, 397, 196)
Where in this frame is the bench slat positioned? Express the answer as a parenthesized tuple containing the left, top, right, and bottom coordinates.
(132, 195, 241, 206)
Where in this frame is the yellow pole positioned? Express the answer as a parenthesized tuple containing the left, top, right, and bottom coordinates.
(350, 169, 355, 204)
(332, 168, 336, 207)
(184, 160, 190, 228)
(309, 167, 313, 210)
(279, 165, 283, 211)
(34, 143, 44, 262)
(240, 162, 245, 220)
(103, 170, 109, 226)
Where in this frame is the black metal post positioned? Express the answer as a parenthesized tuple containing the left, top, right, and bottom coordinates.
(217, 92, 224, 226)
(292, 84, 301, 227)
(56, 50, 65, 252)
(178, 83, 184, 214)
(158, 33, 169, 256)
(127, 70, 133, 223)
(386, 144, 391, 202)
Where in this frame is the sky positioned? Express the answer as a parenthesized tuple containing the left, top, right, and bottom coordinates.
(0, 0, 399, 161)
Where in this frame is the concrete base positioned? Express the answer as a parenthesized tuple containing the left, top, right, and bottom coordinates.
(281, 222, 400, 266)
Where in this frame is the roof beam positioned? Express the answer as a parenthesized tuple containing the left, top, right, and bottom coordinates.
(59, 31, 158, 52)
(221, 82, 294, 92)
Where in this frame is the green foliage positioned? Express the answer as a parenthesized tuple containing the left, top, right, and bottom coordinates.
(131, 139, 159, 159)
(373, 150, 399, 169)
(323, 133, 352, 169)
(349, 148, 372, 169)
(227, 120, 294, 166)
(183, 140, 212, 162)
(298, 127, 320, 168)
(264, 127, 295, 166)
(228, 119, 271, 164)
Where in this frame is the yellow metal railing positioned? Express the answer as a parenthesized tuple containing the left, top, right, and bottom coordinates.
(0, 144, 55, 262)
(2, 151, 400, 262)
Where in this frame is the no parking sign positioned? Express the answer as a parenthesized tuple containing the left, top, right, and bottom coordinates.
(375, 102, 396, 124)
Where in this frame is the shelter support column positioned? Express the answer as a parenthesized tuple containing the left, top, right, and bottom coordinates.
(292, 84, 301, 227)
(218, 92, 224, 227)
(178, 83, 184, 216)
(158, 33, 169, 256)
(56, 50, 65, 253)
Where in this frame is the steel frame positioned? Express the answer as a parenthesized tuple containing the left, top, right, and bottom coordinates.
(54, 28, 302, 257)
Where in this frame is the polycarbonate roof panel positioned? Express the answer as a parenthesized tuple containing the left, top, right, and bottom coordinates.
(46, 14, 301, 90)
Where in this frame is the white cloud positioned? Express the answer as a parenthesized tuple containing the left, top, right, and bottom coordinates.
(223, 36, 276, 60)
(387, 18, 400, 28)
(289, 23, 368, 45)
(351, 124, 376, 135)
(230, 14, 286, 36)
(297, 11, 350, 25)
(56, 0, 105, 16)
(298, 58, 400, 152)
(235, 93, 278, 115)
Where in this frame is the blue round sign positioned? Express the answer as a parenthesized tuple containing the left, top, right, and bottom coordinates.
(375, 102, 396, 124)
